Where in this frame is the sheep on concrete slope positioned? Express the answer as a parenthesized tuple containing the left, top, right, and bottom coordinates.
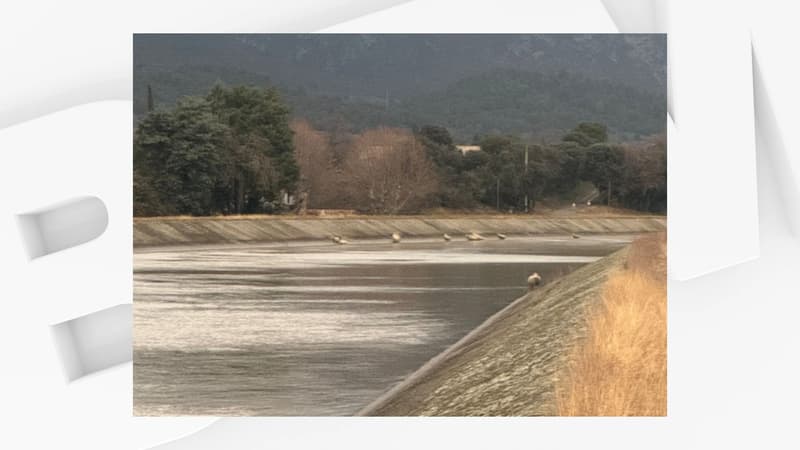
(527, 272, 542, 291)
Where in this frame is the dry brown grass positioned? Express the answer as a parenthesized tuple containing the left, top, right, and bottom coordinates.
(556, 232, 667, 416)
(573, 205, 650, 217)
(133, 208, 666, 222)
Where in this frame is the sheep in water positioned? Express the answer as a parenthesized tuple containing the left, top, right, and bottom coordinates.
(497, 233, 507, 240)
(391, 232, 401, 243)
(466, 232, 484, 241)
(443, 233, 452, 241)
(332, 235, 349, 245)
(527, 272, 542, 291)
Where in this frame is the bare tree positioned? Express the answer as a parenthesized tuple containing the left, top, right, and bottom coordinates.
(291, 119, 340, 209)
(342, 127, 438, 214)
(620, 134, 667, 211)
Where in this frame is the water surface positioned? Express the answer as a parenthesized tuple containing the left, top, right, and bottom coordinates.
(134, 234, 633, 415)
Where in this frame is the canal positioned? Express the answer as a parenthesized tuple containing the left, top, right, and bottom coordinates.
(133, 234, 634, 416)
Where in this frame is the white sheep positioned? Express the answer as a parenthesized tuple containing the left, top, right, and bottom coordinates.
(527, 272, 542, 290)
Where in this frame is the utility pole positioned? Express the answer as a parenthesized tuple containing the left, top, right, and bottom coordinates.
(524, 144, 529, 213)
(496, 178, 500, 211)
(524, 144, 529, 169)
(147, 84, 154, 112)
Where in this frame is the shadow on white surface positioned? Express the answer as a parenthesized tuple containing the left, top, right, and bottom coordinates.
(752, 48, 800, 235)
(51, 304, 132, 381)
(16, 196, 108, 260)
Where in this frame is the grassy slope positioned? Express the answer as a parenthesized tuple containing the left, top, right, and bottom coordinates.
(556, 232, 667, 416)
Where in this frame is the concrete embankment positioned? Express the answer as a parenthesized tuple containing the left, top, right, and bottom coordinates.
(133, 215, 665, 247)
(358, 247, 629, 416)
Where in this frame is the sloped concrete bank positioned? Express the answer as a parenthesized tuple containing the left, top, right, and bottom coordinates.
(357, 247, 629, 416)
(133, 216, 665, 247)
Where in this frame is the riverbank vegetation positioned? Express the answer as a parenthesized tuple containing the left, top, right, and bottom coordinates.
(556, 232, 667, 416)
(134, 84, 666, 217)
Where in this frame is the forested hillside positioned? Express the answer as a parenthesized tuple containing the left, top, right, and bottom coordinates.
(134, 34, 666, 141)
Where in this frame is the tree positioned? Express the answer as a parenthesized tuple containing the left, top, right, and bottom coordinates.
(291, 119, 340, 209)
(475, 135, 530, 211)
(520, 144, 560, 210)
(618, 134, 667, 212)
(207, 84, 299, 212)
(417, 125, 461, 170)
(133, 169, 165, 216)
(562, 122, 608, 147)
(217, 132, 277, 214)
(417, 125, 479, 208)
(342, 128, 438, 213)
(133, 97, 228, 215)
(133, 84, 300, 216)
(582, 142, 625, 205)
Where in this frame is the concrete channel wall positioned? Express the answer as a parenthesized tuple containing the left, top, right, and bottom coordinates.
(358, 247, 630, 416)
(133, 216, 666, 247)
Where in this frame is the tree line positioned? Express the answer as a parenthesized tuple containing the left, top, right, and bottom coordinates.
(292, 120, 666, 214)
(134, 85, 298, 216)
(134, 85, 666, 216)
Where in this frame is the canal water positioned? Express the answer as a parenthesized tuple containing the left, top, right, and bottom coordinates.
(133, 234, 634, 416)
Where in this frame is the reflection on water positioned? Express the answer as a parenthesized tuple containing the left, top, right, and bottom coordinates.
(134, 234, 633, 416)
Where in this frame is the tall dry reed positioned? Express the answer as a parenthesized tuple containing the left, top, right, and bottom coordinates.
(557, 232, 667, 416)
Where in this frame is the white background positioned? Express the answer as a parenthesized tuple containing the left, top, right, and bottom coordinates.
(1, 1, 799, 449)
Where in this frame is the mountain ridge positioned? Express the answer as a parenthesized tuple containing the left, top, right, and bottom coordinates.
(134, 34, 666, 140)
